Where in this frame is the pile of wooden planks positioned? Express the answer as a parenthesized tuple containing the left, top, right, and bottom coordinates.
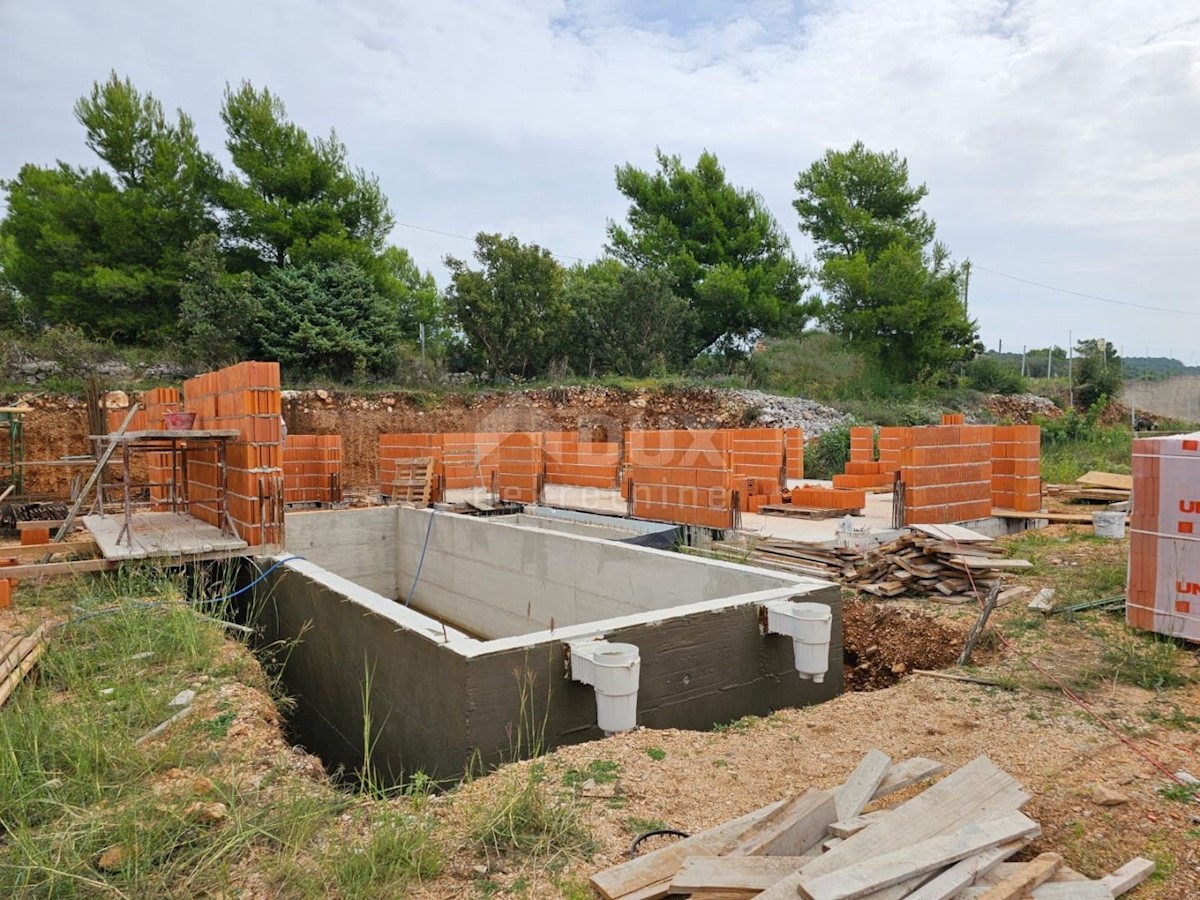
(1044, 472, 1132, 505)
(590, 751, 1152, 900)
(714, 529, 1032, 604)
(0, 624, 48, 708)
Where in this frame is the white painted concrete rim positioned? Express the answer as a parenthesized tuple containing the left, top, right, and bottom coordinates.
(262, 555, 835, 661)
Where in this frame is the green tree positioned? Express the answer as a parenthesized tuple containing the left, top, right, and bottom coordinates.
(0, 74, 216, 341)
(373, 246, 447, 358)
(608, 149, 808, 357)
(559, 259, 692, 376)
(1073, 338, 1123, 410)
(218, 82, 392, 271)
(443, 233, 568, 378)
(178, 234, 258, 367)
(250, 262, 403, 380)
(794, 142, 978, 382)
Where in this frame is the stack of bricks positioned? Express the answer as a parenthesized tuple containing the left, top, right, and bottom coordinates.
(1127, 433, 1200, 641)
(378, 433, 445, 501)
(283, 435, 343, 505)
(729, 428, 785, 513)
(785, 427, 805, 480)
(544, 431, 620, 488)
(790, 485, 867, 512)
(941, 413, 966, 425)
(990, 425, 1041, 513)
(495, 432, 544, 504)
(898, 425, 993, 525)
(625, 429, 734, 528)
(182, 361, 283, 547)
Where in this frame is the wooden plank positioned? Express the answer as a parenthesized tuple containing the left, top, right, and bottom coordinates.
(948, 556, 1033, 571)
(905, 842, 1025, 900)
(873, 757, 944, 796)
(0, 540, 98, 562)
(1099, 857, 1154, 896)
(1076, 471, 1133, 491)
(16, 519, 77, 532)
(590, 798, 792, 899)
(828, 810, 891, 839)
(833, 749, 891, 820)
(958, 884, 1113, 899)
(975, 852, 1063, 900)
(910, 524, 994, 543)
(669, 856, 810, 896)
(0, 546, 250, 581)
(797, 813, 1040, 900)
(757, 757, 1029, 900)
(721, 788, 837, 856)
(589, 757, 942, 900)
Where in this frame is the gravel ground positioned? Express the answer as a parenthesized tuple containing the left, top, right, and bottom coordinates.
(726, 389, 851, 436)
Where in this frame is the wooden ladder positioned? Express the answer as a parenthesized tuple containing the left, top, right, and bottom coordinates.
(391, 457, 434, 506)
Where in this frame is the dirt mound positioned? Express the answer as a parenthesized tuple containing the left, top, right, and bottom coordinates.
(983, 393, 1062, 423)
(842, 598, 970, 690)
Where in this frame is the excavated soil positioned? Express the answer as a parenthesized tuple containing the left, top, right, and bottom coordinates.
(842, 598, 975, 690)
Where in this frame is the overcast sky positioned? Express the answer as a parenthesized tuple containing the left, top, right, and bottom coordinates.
(3, 0, 1199, 359)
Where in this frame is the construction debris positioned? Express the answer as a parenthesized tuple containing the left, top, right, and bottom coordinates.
(1044, 471, 1131, 504)
(0, 624, 48, 708)
(589, 751, 1153, 900)
(714, 531, 1031, 602)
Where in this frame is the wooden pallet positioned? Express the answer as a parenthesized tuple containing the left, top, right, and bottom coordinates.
(761, 504, 862, 519)
(390, 457, 434, 506)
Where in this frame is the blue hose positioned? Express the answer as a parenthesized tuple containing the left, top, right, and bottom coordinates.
(66, 554, 306, 624)
(404, 510, 436, 607)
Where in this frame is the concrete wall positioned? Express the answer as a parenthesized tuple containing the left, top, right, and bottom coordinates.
(285, 507, 398, 597)
(254, 548, 842, 784)
(393, 507, 796, 639)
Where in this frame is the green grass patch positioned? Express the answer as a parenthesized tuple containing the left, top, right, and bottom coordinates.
(470, 770, 595, 861)
(646, 747, 666, 762)
(562, 759, 621, 787)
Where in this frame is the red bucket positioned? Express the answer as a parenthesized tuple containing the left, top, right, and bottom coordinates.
(163, 410, 197, 430)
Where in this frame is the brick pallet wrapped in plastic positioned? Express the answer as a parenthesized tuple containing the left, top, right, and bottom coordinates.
(1128, 432, 1200, 642)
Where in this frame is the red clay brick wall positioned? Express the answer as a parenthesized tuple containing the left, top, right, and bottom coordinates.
(441, 432, 502, 490)
(899, 425, 994, 525)
(990, 425, 1041, 513)
(544, 430, 620, 488)
(495, 432, 544, 504)
(878, 427, 904, 475)
(849, 426, 874, 462)
(785, 427, 805, 480)
(182, 362, 283, 547)
(378, 433, 445, 501)
(729, 428, 785, 512)
(283, 435, 343, 505)
(625, 429, 735, 528)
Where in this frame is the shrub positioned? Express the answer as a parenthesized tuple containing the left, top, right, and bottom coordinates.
(965, 355, 1025, 395)
(805, 424, 852, 479)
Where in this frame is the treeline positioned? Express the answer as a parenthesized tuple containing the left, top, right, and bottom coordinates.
(1, 75, 981, 385)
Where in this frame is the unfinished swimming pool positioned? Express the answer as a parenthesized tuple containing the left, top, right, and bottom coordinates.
(253, 506, 841, 783)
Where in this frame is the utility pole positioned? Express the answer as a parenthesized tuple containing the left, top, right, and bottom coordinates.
(1068, 331, 1074, 408)
(1021, 345, 1027, 377)
(1046, 347, 1053, 379)
(962, 260, 971, 316)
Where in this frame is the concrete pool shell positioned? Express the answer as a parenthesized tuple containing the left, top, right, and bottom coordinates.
(255, 506, 841, 783)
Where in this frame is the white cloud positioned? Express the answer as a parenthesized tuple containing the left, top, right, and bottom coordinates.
(1, 0, 1198, 354)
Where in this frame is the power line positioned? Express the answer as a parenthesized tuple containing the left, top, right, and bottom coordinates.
(394, 221, 587, 263)
(974, 264, 1200, 317)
